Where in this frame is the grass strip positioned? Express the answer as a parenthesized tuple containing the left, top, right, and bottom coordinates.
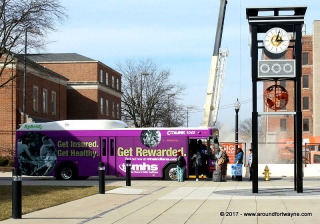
(0, 185, 118, 221)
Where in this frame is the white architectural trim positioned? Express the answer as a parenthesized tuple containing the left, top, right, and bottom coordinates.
(313, 21, 320, 135)
(258, 112, 296, 117)
(67, 82, 122, 98)
(15, 62, 68, 86)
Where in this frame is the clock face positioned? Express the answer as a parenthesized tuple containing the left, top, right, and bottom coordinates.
(263, 27, 289, 54)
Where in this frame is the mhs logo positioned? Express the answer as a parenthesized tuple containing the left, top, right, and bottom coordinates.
(119, 162, 158, 172)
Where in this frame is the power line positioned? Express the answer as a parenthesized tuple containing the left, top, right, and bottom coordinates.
(187, 95, 264, 112)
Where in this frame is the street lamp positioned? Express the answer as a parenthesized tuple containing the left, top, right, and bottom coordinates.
(23, 28, 28, 123)
(140, 73, 149, 127)
(233, 98, 241, 181)
(167, 94, 175, 127)
(23, 27, 31, 123)
(23, 26, 39, 124)
(234, 98, 241, 152)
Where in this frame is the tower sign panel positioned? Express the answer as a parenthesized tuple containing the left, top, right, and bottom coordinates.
(258, 60, 295, 78)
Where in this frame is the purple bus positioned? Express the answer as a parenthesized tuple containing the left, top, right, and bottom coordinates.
(15, 120, 219, 180)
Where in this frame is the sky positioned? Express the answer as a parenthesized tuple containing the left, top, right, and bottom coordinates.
(43, 0, 319, 129)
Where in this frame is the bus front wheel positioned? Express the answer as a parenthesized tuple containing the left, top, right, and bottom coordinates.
(165, 164, 177, 181)
(56, 164, 76, 180)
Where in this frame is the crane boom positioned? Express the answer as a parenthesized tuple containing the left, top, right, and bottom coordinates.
(212, 49, 228, 125)
(213, 0, 227, 56)
(202, 0, 228, 127)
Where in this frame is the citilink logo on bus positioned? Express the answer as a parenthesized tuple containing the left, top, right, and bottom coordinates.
(167, 131, 185, 135)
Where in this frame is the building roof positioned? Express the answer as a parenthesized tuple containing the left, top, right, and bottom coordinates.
(27, 53, 123, 76)
(26, 53, 97, 63)
(14, 54, 69, 81)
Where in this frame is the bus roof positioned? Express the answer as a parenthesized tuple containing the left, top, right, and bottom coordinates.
(19, 120, 129, 130)
(18, 120, 219, 137)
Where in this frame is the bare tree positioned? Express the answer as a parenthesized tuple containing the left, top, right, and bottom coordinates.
(116, 58, 186, 127)
(0, 0, 68, 88)
(239, 117, 264, 141)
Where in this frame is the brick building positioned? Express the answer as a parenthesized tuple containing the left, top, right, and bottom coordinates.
(27, 53, 122, 120)
(263, 21, 320, 143)
(0, 55, 68, 157)
(0, 53, 122, 158)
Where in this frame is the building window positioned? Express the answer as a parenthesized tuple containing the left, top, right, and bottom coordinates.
(280, 118, 286, 132)
(117, 103, 120, 118)
(303, 75, 309, 88)
(303, 119, 310, 132)
(112, 102, 115, 117)
(43, 89, 48, 113)
(303, 97, 309, 110)
(106, 99, 109, 116)
(302, 52, 308, 65)
(116, 78, 119, 90)
(106, 72, 108, 85)
(51, 91, 56, 115)
(112, 76, 114, 88)
(100, 70, 103, 83)
(33, 86, 39, 112)
(100, 97, 104, 114)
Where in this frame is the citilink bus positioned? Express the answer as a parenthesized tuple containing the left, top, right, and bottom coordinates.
(15, 120, 219, 180)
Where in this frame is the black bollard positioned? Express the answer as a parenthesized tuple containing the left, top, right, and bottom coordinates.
(12, 168, 22, 219)
(126, 159, 131, 186)
(98, 162, 105, 194)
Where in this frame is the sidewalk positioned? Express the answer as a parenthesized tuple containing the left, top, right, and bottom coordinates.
(1, 173, 320, 224)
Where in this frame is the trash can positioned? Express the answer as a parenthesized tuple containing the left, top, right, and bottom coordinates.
(212, 169, 221, 182)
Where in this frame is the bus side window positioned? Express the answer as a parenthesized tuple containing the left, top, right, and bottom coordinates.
(102, 139, 106, 156)
(110, 139, 114, 156)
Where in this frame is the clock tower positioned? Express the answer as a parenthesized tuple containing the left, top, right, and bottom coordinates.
(246, 6, 306, 193)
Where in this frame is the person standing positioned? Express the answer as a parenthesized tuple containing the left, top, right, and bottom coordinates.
(248, 149, 253, 181)
(191, 149, 203, 181)
(217, 146, 228, 182)
(197, 140, 207, 177)
(234, 148, 243, 181)
(176, 152, 186, 182)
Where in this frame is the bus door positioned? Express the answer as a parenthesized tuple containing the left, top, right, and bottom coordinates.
(101, 137, 116, 175)
(188, 139, 197, 177)
(188, 138, 213, 179)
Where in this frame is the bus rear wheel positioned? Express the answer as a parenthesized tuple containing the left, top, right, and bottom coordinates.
(165, 164, 177, 181)
(56, 164, 76, 180)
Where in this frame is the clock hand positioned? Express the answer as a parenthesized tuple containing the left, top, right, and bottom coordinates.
(276, 30, 283, 43)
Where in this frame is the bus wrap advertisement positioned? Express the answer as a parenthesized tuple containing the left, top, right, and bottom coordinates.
(16, 121, 217, 180)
